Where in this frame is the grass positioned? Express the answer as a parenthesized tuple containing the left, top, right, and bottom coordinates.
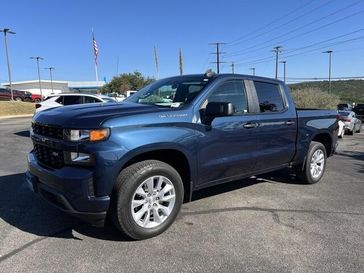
(0, 101, 35, 117)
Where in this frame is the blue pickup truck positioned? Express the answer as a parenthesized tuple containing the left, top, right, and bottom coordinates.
(27, 73, 338, 239)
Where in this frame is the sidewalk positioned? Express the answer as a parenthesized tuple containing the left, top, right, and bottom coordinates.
(0, 114, 33, 120)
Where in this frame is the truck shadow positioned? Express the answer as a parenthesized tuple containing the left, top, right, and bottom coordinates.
(0, 173, 135, 243)
(0, 169, 308, 245)
(191, 169, 299, 202)
(13, 130, 30, 138)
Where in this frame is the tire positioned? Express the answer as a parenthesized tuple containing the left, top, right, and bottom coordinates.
(15, 97, 23, 102)
(348, 129, 354, 135)
(296, 141, 327, 184)
(356, 125, 361, 133)
(34, 98, 41, 103)
(111, 160, 184, 240)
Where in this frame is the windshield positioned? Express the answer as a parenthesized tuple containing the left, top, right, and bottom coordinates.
(101, 97, 116, 103)
(125, 75, 213, 108)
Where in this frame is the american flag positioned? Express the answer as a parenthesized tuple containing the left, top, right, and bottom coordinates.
(93, 32, 99, 65)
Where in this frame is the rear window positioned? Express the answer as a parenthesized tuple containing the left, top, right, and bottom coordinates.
(62, 96, 82, 105)
(338, 111, 350, 116)
(254, 81, 285, 112)
(84, 96, 100, 103)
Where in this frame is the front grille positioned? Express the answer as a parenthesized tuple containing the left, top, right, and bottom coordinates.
(32, 122, 63, 139)
(34, 144, 64, 168)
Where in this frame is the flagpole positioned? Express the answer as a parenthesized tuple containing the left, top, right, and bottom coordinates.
(94, 63, 99, 81)
(92, 28, 99, 81)
(154, 45, 159, 79)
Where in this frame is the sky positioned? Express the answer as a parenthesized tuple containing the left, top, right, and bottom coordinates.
(0, 0, 363, 83)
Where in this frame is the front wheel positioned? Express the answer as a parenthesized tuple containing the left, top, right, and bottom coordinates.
(296, 141, 327, 184)
(111, 160, 184, 240)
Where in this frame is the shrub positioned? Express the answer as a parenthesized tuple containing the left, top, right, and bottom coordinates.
(290, 88, 340, 109)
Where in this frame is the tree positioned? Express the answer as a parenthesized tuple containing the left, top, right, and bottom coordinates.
(100, 71, 154, 95)
(290, 88, 340, 109)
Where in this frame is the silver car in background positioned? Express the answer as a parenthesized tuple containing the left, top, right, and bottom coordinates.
(338, 111, 362, 135)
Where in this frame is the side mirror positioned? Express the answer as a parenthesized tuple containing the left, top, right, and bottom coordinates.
(205, 102, 234, 117)
(202, 102, 234, 126)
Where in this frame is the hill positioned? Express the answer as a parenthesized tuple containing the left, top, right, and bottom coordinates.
(289, 79, 364, 104)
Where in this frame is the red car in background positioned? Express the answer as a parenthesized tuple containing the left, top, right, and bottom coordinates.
(31, 94, 44, 103)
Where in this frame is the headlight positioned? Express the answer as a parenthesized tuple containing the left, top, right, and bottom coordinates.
(66, 128, 110, 142)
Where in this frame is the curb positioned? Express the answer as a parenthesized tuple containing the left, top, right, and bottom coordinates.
(0, 114, 34, 120)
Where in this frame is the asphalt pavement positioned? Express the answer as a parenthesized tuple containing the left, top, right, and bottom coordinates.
(0, 117, 363, 273)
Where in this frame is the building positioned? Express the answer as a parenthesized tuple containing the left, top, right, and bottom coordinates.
(1, 80, 105, 97)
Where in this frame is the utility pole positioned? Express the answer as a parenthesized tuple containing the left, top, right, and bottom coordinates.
(322, 50, 333, 94)
(209, 42, 226, 73)
(179, 48, 184, 75)
(280, 61, 287, 83)
(0, 28, 16, 101)
(249, 67, 256, 76)
(230, 62, 235, 74)
(44, 67, 55, 94)
(273, 46, 282, 80)
(30, 56, 44, 101)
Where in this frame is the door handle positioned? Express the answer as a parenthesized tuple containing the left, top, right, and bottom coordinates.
(243, 122, 257, 129)
(285, 120, 295, 126)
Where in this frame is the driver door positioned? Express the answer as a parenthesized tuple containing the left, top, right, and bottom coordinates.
(196, 79, 258, 187)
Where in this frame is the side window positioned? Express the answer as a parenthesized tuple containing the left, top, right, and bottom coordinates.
(254, 81, 285, 112)
(205, 80, 248, 115)
(55, 96, 63, 104)
(63, 96, 82, 105)
(84, 96, 99, 103)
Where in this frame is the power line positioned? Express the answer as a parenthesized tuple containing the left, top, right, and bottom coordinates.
(226, 2, 364, 58)
(234, 32, 364, 67)
(227, 0, 318, 46)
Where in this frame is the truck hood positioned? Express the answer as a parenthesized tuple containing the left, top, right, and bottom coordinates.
(33, 102, 160, 128)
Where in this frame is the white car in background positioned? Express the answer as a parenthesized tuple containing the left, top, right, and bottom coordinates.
(35, 93, 117, 112)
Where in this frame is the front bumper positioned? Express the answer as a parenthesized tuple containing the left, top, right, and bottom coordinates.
(27, 152, 110, 226)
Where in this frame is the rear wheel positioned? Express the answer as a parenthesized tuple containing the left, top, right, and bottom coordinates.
(296, 141, 327, 184)
(348, 129, 354, 135)
(111, 160, 184, 240)
(34, 98, 41, 103)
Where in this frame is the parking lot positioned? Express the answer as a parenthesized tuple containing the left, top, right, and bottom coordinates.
(0, 117, 363, 273)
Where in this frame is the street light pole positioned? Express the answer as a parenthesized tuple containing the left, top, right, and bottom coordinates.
(44, 67, 55, 94)
(322, 50, 333, 94)
(0, 28, 16, 101)
(280, 61, 287, 83)
(30, 56, 44, 101)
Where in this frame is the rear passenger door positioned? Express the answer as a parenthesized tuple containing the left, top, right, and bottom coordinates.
(251, 80, 297, 171)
